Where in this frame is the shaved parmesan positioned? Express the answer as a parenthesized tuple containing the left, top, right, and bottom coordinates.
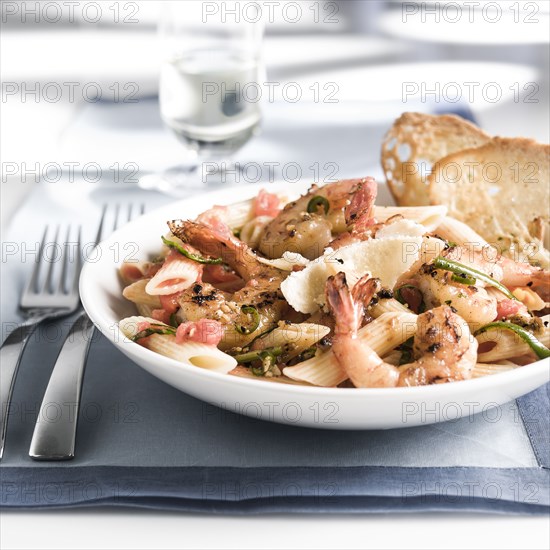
(376, 219, 427, 239)
(281, 236, 424, 313)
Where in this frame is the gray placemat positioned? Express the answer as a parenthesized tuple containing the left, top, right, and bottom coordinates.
(1, 102, 548, 513)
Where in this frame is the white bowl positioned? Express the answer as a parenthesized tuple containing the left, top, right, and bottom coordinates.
(80, 181, 550, 430)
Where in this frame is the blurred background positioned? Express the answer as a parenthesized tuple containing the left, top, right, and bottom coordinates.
(2, 0, 549, 225)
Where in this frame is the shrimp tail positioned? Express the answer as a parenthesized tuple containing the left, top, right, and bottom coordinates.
(326, 273, 362, 335)
(345, 177, 378, 228)
(352, 275, 381, 309)
(326, 273, 379, 335)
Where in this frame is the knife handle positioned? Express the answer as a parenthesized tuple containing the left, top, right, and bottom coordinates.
(0, 320, 43, 460)
(29, 313, 95, 460)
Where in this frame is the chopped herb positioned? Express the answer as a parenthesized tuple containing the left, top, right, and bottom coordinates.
(433, 257, 517, 300)
(233, 346, 283, 364)
(161, 236, 223, 264)
(297, 346, 317, 362)
(306, 195, 330, 215)
(233, 346, 283, 376)
(235, 305, 260, 335)
(397, 337, 414, 365)
(251, 350, 279, 376)
(132, 325, 176, 341)
(169, 313, 180, 328)
(474, 322, 550, 360)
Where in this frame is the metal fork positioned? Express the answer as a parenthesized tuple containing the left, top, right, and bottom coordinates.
(0, 226, 83, 459)
(29, 203, 145, 460)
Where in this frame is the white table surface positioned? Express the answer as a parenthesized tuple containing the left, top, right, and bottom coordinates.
(1, 32, 549, 550)
(1, 510, 549, 550)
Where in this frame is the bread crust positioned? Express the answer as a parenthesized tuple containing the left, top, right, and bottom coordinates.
(381, 112, 490, 206)
(428, 137, 550, 267)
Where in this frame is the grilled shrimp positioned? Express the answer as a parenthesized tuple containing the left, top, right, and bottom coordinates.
(398, 306, 477, 386)
(411, 264, 498, 326)
(326, 273, 400, 388)
(168, 219, 287, 350)
(258, 178, 371, 260)
(329, 177, 379, 249)
(444, 246, 550, 302)
(499, 258, 550, 302)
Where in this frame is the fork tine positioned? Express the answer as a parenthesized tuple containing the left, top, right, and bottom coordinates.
(113, 204, 121, 233)
(140, 203, 146, 215)
(43, 225, 60, 293)
(94, 205, 108, 247)
(127, 204, 133, 223)
(24, 226, 49, 295)
(56, 226, 72, 294)
(68, 226, 82, 295)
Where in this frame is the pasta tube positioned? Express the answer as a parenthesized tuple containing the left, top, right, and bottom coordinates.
(471, 362, 517, 378)
(373, 205, 447, 232)
(145, 255, 202, 296)
(251, 322, 330, 360)
(119, 316, 237, 373)
(122, 279, 162, 308)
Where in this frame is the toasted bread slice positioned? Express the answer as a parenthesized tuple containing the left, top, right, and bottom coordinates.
(428, 137, 550, 267)
(381, 112, 490, 206)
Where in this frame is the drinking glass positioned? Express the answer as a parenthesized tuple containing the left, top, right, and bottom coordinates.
(148, 1, 264, 192)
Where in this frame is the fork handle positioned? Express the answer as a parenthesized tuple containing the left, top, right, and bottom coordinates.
(0, 317, 47, 460)
(29, 312, 95, 460)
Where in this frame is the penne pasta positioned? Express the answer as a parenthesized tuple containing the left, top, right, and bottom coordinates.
(370, 298, 414, 317)
(251, 322, 330, 360)
(119, 316, 236, 373)
(119, 261, 155, 285)
(471, 362, 518, 378)
(283, 348, 345, 387)
(373, 205, 447, 232)
(476, 325, 550, 363)
(215, 198, 254, 230)
(476, 329, 527, 362)
(135, 303, 155, 317)
(229, 365, 310, 385)
(357, 312, 418, 354)
(145, 254, 202, 296)
(123, 279, 162, 308)
(197, 194, 288, 231)
(284, 312, 417, 386)
(512, 287, 548, 311)
(435, 216, 490, 250)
